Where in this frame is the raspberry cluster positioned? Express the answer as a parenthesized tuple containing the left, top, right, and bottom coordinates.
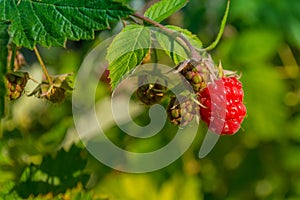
(135, 59, 247, 135)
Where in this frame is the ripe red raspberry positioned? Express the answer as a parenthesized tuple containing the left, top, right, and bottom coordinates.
(199, 77, 246, 135)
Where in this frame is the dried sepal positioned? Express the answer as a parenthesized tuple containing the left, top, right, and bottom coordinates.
(136, 75, 167, 106)
(28, 73, 73, 103)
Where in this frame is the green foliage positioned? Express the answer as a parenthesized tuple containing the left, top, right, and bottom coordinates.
(0, 20, 9, 119)
(0, 183, 20, 200)
(144, 0, 188, 23)
(0, 20, 8, 72)
(0, 0, 133, 49)
(0, 181, 100, 200)
(95, 173, 202, 200)
(219, 29, 281, 65)
(156, 25, 202, 64)
(13, 145, 89, 198)
(39, 145, 87, 180)
(107, 24, 151, 90)
(0, 0, 300, 199)
(242, 65, 287, 141)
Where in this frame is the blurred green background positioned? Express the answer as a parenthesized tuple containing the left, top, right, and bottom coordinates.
(1, 0, 300, 199)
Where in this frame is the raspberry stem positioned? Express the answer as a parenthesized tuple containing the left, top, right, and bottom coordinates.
(132, 13, 220, 82)
(132, 13, 201, 61)
(33, 46, 53, 84)
(9, 43, 17, 72)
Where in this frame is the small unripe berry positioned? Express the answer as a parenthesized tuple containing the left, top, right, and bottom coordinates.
(176, 60, 205, 93)
(167, 96, 199, 126)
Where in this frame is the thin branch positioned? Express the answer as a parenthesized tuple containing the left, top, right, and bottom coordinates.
(33, 46, 52, 84)
(9, 43, 17, 72)
(131, 13, 225, 82)
(132, 13, 201, 61)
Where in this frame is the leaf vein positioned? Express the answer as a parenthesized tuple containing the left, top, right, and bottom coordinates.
(29, 2, 61, 44)
(54, 7, 84, 36)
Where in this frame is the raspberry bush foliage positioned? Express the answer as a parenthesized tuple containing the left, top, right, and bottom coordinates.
(0, 0, 248, 198)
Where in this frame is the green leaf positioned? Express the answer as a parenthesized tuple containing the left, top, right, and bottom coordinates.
(0, 20, 9, 119)
(205, 0, 230, 51)
(13, 145, 90, 198)
(0, 182, 20, 199)
(155, 25, 202, 64)
(167, 25, 202, 49)
(0, 0, 133, 49)
(40, 145, 87, 179)
(107, 24, 151, 90)
(144, 0, 188, 23)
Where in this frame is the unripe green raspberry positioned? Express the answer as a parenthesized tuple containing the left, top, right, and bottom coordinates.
(167, 96, 199, 126)
(176, 60, 205, 93)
